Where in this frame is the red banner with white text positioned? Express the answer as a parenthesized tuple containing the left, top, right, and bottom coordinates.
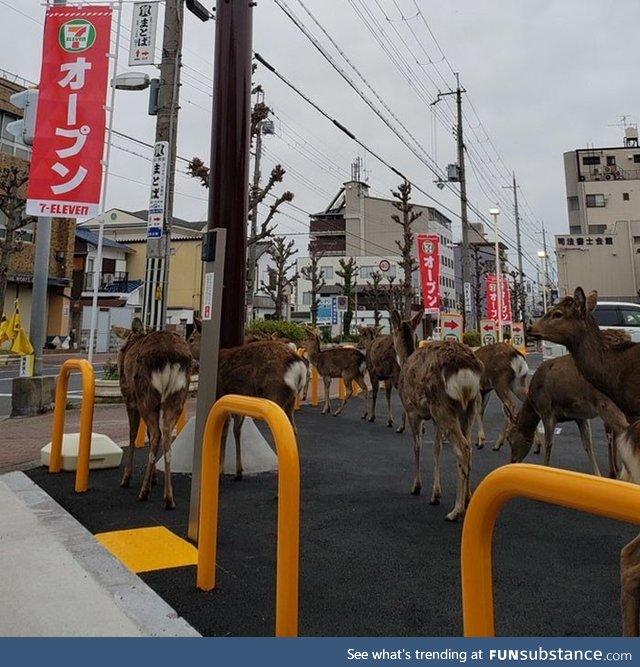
(417, 234, 441, 313)
(486, 274, 513, 325)
(26, 5, 112, 218)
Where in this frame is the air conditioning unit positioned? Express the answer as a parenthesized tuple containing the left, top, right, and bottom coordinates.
(594, 175, 602, 181)
(579, 175, 586, 182)
(604, 173, 614, 180)
(604, 165, 613, 173)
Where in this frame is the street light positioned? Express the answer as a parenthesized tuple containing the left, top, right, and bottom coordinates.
(537, 250, 548, 313)
(489, 207, 502, 342)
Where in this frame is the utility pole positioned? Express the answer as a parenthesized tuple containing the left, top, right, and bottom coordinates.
(142, 0, 184, 330)
(246, 115, 263, 324)
(433, 74, 471, 328)
(503, 173, 524, 322)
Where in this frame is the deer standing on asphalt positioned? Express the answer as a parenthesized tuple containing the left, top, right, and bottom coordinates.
(304, 328, 369, 418)
(532, 287, 640, 635)
(391, 310, 483, 521)
(507, 354, 628, 476)
(187, 317, 308, 479)
(115, 318, 192, 509)
(473, 342, 530, 451)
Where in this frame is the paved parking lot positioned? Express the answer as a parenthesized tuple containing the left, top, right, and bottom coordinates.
(23, 360, 638, 637)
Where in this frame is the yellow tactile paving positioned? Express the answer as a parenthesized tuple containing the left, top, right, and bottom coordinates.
(95, 526, 198, 573)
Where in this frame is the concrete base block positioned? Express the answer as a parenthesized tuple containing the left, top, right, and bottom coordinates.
(11, 376, 56, 417)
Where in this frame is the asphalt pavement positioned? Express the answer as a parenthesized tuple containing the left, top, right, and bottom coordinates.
(2, 352, 637, 637)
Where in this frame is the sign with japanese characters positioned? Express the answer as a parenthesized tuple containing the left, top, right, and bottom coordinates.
(417, 234, 441, 314)
(26, 5, 112, 218)
(486, 274, 513, 325)
(147, 140, 169, 238)
(128, 2, 157, 66)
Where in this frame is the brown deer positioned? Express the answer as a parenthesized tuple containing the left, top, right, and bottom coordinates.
(473, 342, 530, 451)
(532, 287, 640, 635)
(115, 318, 192, 509)
(187, 318, 308, 479)
(507, 354, 628, 476)
(357, 325, 404, 430)
(304, 328, 369, 418)
(391, 310, 483, 521)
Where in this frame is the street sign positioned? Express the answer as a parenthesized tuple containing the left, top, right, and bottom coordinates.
(378, 259, 391, 273)
(440, 312, 463, 342)
(147, 140, 168, 241)
(128, 2, 158, 66)
(480, 318, 497, 346)
(464, 282, 472, 313)
(511, 321, 526, 354)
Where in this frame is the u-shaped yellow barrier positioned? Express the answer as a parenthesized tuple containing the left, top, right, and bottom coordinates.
(196, 394, 300, 637)
(49, 359, 95, 493)
(461, 463, 640, 636)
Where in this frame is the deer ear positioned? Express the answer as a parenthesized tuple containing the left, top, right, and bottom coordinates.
(586, 290, 598, 312)
(131, 318, 145, 334)
(390, 310, 402, 331)
(409, 310, 424, 330)
(573, 287, 587, 314)
(194, 316, 202, 332)
(375, 326, 384, 336)
(111, 325, 130, 340)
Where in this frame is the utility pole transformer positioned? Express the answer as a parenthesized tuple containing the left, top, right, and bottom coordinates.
(142, 0, 184, 330)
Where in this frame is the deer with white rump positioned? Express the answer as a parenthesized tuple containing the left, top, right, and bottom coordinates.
(115, 318, 192, 509)
(391, 310, 483, 521)
(532, 287, 640, 635)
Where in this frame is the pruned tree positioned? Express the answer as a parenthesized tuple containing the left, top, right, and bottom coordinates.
(470, 244, 491, 330)
(300, 239, 325, 325)
(391, 180, 421, 317)
(336, 257, 359, 338)
(509, 269, 527, 324)
(0, 165, 30, 315)
(386, 275, 405, 314)
(364, 270, 386, 327)
(260, 236, 298, 320)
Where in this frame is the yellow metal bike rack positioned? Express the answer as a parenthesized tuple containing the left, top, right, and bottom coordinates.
(134, 403, 188, 447)
(49, 359, 95, 493)
(196, 394, 300, 637)
(461, 463, 640, 636)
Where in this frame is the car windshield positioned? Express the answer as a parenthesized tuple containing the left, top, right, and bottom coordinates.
(620, 308, 640, 326)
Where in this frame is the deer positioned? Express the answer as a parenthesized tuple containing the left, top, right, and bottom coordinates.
(506, 353, 628, 476)
(357, 325, 404, 430)
(472, 342, 530, 451)
(391, 309, 483, 521)
(304, 328, 369, 418)
(114, 318, 192, 510)
(532, 286, 640, 636)
(187, 317, 308, 479)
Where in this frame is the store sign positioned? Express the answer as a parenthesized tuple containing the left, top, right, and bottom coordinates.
(417, 234, 441, 314)
(486, 274, 512, 325)
(147, 140, 168, 238)
(128, 2, 157, 66)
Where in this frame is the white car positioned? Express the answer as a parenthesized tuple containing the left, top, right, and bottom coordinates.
(542, 300, 640, 358)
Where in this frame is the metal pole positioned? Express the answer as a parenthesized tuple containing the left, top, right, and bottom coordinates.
(188, 0, 254, 542)
(30, 216, 51, 376)
(246, 120, 263, 324)
(512, 173, 524, 322)
(142, 0, 184, 330)
(455, 76, 471, 330)
(491, 208, 503, 342)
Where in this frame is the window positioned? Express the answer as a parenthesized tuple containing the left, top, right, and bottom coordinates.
(0, 211, 34, 243)
(585, 194, 606, 208)
(567, 196, 579, 211)
(358, 265, 375, 279)
(606, 156, 616, 166)
(319, 265, 333, 279)
(634, 155, 640, 163)
(0, 111, 30, 160)
(302, 292, 312, 306)
(620, 308, 640, 327)
(624, 192, 630, 201)
(582, 155, 601, 166)
(592, 306, 619, 327)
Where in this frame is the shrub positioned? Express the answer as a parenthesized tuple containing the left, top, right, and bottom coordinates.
(463, 330, 481, 347)
(102, 358, 119, 380)
(245, 319, 307, 345)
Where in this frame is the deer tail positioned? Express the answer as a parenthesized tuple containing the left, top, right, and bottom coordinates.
(444, 367, 481, 408)
(510, 353, 530, 402)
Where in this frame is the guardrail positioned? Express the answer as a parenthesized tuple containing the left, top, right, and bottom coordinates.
(461, 463, 640, 636)
(196, 394, 301, 637)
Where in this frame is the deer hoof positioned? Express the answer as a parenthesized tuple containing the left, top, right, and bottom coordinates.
(120, 477, 130, 488)
(430, 496, 441, 506)
(475, 442, 484, 450)
(234, 473, 243, 481)
(491, 444, 501, 451)
(396, 426, 405, 434)
(165, 499, 176, 510)
(386, 421, 393, 428)
(444, 512, 462, 522)
(137, 491, 149, 502)
(411, 487, 421, 496)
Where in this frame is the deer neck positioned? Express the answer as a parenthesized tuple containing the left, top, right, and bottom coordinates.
(564, 320, 611, 394)
(516, 397, 540, 441)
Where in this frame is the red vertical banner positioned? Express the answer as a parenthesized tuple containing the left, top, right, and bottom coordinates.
(26, 5, 112, 218)
(417, 234, 441, 313)
(486, 275, 512, 324)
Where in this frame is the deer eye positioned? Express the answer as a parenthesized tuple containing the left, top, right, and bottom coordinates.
(551, 311, 562, 319)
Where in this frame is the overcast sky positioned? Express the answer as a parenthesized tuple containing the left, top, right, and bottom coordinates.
(2, 0, 640, 285)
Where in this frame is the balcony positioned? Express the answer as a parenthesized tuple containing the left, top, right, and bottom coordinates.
(83, 271, 130, 292)
(310, 217, 345, 236)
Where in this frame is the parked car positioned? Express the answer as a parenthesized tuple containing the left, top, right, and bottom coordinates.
(542, 300, 640, 358)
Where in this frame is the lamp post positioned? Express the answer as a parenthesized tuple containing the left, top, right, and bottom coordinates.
(490, 207, 502, 342)
(537, 250, 548, 313)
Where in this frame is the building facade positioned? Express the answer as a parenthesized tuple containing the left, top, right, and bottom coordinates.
(558, 128, 640, 300)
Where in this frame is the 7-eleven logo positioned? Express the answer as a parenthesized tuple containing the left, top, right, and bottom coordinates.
(59, 19, 96, 52)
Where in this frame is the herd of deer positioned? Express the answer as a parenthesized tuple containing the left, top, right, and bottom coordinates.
(111, 285, 640, 635)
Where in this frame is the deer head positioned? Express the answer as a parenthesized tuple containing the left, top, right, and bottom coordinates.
(531, 286, 598, 346)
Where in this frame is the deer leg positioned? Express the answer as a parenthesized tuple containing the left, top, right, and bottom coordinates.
(384, 381, 394, 427)
(322, 376, 331, 414)
(368, 375, 379, 423)
(396, 408, 406, 434)
(475, 392, 490, 449)
(575, 419, 601, 476)
(356, 376, 369, 419)
(232, 415, 245, 480)
(334, 376, 353, 416)
(606, 426, 619, 478)
(621, 534, 640, 636)
(160, 393, 184, 510)
(139, 413, 161, 502)
(541, 417, 556, 466)
(120, 403, 140, 489)
(430, 425, 442, 506)
(460, 401, 477, 506)
(493, 398, 516, 451)
(220, 416, 231, 476)
(444, 420, 472, 522)
(407, 414, 423, 495)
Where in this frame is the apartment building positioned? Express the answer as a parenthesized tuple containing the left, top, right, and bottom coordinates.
(296, 177, 457, 327)
(558, 128, 640, 300)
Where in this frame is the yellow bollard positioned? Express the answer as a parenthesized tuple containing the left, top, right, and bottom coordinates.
(461, 464, 640, 637)
(135, 420, 146, 447)
(49, 359, 96, 493)
(197, 394, 300, 637)
(176, 402, 187, 435)
(311, 366, 319, 406)
(338, 378, 345, 399)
